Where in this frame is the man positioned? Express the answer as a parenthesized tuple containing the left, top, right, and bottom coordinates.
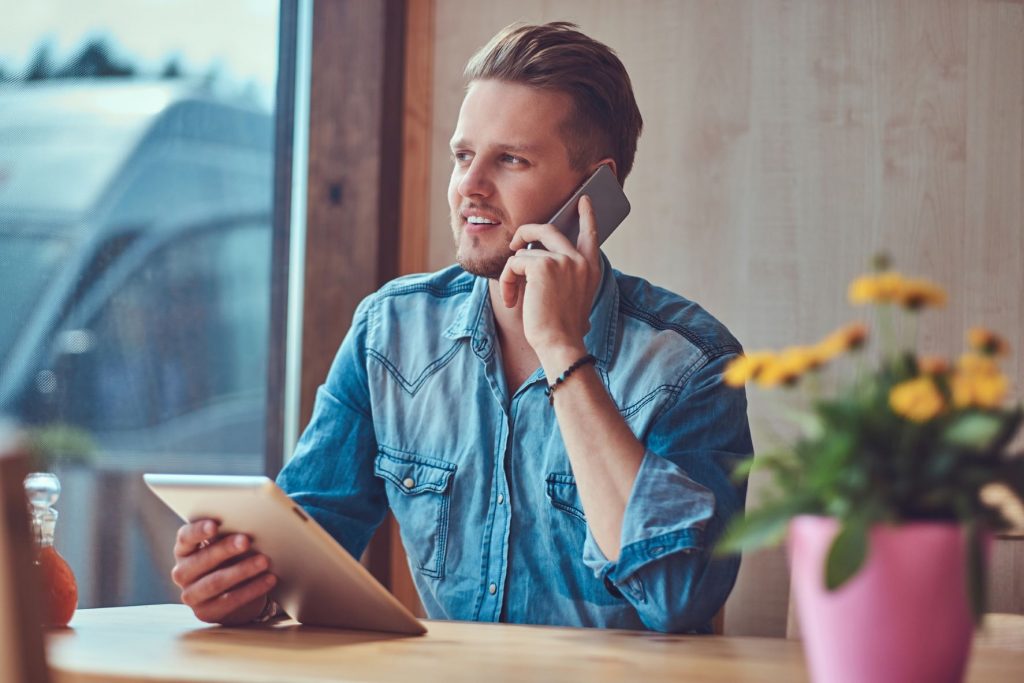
(170, 22, 752, 634)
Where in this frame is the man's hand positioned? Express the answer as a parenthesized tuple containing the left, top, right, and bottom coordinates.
(499, 195, 601, 363)
(171, 520, 277, 625)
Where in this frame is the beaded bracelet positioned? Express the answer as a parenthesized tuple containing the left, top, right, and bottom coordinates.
(544, 353, 597, 405)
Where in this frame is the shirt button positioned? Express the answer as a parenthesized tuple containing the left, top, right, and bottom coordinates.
(497, 493, 505, 505)
(488, 583, 497, 595)
(403, 477, 415, 489)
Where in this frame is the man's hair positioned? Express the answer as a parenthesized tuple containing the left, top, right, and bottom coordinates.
(464, 22, 643, 184)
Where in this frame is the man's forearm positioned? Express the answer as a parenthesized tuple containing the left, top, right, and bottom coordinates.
(539, 345, 646, 561)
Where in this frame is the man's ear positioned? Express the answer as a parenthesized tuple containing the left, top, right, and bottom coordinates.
(591, 157, 618, 180)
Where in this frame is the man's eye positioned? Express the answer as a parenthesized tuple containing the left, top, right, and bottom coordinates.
(452, 152, 471, 164)
(501, 154, 526, 166)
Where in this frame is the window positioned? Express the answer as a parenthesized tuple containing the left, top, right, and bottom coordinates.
(50, 223, 270, 453)
(0, 1, 282, 607)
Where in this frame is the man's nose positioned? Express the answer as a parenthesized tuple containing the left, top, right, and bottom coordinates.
(457, 159, 493, 198)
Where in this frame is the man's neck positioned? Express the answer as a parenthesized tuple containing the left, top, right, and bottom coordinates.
(487, 279, 540, 391)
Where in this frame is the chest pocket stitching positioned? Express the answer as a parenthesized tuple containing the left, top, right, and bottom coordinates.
(545, 473, 586, 522)
(374, 449, 456, 578)
(367, 340, 462, 396)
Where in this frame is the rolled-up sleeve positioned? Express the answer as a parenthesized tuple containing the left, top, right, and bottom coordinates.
(581, 350, 753, 633)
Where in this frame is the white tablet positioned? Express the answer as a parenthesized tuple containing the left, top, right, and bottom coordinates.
(144, 474, 426, 635)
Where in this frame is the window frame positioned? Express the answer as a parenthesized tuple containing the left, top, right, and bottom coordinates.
(272, 0, 433, 612)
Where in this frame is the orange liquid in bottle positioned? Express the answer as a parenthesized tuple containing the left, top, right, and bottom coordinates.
(36, 545, 78, 628)
(25, 472, 78, 628)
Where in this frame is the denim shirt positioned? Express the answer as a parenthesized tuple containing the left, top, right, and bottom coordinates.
(277, 255, 753, 633)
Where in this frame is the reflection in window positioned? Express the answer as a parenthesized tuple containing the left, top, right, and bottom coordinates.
(0, 1, 280, 607)
(56, 224, 270, 437)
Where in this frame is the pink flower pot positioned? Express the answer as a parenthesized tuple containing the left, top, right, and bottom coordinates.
(788, 515, 976, 683)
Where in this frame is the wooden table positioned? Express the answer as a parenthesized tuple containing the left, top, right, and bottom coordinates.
(46, 605, 1024, 682)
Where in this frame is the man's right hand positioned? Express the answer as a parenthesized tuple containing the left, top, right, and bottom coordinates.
(171, 519, 277, 625)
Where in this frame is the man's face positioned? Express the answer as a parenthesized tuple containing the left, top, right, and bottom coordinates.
(448, 79, 586, 279)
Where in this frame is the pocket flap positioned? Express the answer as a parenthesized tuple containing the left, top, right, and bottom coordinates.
(546, 472, 586, 520)
(375, 448, 455, 495)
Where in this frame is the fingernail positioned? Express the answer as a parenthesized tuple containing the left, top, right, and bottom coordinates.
(203, 521, 215, 535)
(234, 535, 246, 549)
(255, 555, 268, 570)
(265, 574, 277, 586)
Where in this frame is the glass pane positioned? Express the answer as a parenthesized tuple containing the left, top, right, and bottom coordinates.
(0, 232, 69, 364)
(0, 1, 280, 608)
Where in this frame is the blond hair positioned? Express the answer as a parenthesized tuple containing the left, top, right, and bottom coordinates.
(464, 22, 643, 184)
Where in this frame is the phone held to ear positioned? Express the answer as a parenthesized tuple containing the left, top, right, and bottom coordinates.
(527, 163, 631, 250)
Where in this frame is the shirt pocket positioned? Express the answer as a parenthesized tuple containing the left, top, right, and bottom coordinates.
(374, 447, 456, 579)
(545, 472, 586, 523)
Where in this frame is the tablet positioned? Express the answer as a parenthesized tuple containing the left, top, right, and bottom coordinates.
(144, 474, 426, 635)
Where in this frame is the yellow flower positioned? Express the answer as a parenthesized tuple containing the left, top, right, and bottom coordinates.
(757, 347, 818, 387)
(889, 377, 946, 422)
(816, 322, 870, 361)
(875, 272, 906, 302)
(967, 327, 1010, 358)
(895, 278, 947, 310)
(957, 353, 999, 376)
(849, 274, 882, 305)
(848, 272, 908, 305)
(848, 271, 945, 310)
(951, 353, 1010, 409)
(724, 352, 775, 387)
(917, 355, 950, 375)
(952, 371, 1009, 409)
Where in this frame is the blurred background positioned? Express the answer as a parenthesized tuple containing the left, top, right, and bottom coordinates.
(0, 0, 1020, 637)
(0, 0, 279, 608)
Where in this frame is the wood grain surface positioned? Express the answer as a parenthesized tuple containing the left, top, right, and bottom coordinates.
(45, 605, 1024, 683)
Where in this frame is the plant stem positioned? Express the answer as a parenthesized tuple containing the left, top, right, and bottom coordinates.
(879, 303, 896, 364)
(906, 312, 919, 356)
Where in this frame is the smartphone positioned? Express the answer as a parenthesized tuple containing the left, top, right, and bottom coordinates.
(527, 163, 630, 249)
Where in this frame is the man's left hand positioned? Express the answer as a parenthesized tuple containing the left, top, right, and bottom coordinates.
(499, 195, 601, 361)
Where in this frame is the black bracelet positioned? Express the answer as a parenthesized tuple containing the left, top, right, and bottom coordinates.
(544, 353, 596, 405)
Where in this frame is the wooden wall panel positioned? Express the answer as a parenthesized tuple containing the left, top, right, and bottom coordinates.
(425, 0, 1024, 636)
(303, 0, 395, 428)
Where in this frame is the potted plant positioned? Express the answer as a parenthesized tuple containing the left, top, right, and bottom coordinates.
(717, 255, 1024, 683)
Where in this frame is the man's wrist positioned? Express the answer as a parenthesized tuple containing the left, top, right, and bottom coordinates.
(536, 344, 593, 387)
(538, 343, 591, 385)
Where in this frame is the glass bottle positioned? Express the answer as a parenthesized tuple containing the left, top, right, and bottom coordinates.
(25, 472, 78, 628)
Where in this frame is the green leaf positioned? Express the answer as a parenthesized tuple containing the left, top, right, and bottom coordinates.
(714, 504, 797, 556)
(780, 406, 825, 440)
(944, 414, 1003, 450)
(729, 457, 757, 482)
(825, 518, 868, 590)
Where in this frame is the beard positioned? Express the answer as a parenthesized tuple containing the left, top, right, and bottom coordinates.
(457, 242, 512, 279)
(451, 210, 514, 280)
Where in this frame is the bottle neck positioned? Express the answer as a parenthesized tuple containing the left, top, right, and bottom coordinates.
(31, 507, 57, 548)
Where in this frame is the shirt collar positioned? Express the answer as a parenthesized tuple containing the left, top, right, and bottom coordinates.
(443, 253, 618, 367)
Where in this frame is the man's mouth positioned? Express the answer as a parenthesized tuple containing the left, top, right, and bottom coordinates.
(461, 211, 503, 232)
